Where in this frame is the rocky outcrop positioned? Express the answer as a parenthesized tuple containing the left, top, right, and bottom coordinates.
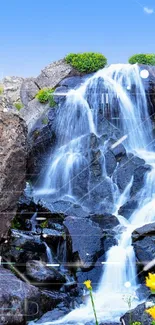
(64, 216, 104, 269)
(19, 59, 81, 131)
(121, 302, 152, 325)
(0, 266, 69, 324)
(132, 222, 155, 269)
(0, 111, 27, 239)
(0, 76, 24, 111)
(26, 260, 66, 285)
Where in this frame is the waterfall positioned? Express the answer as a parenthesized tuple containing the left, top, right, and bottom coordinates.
(30, 64, 155, 324)
(44, 242, 53, 264)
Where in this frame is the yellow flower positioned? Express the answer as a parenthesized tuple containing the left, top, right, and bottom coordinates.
(146, 273, 155, 291)
(83, 280, 92, 290)
(146, 306, 155, 320)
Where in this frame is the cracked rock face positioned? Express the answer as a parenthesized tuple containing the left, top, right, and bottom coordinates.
(0, 110, 27, 239)
(0, 76, 24, 111)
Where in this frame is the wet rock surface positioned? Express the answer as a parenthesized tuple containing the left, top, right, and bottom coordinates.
(64, 216, 104, 269)
(0, 111, 27, 239)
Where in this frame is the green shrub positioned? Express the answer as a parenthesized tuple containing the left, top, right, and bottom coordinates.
(36, 88, 56, 107)
(129, 54, 155, 65)
(65, 52, 107, 73)
(40, 220, 48, 228)
(14, 102, 24, 111)
(0, 86, 4, 95)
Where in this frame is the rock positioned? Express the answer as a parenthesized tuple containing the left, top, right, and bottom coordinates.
(20, 98, 50, 132)
(0, 111, 27, 239)
(29, 303, 70, 324)
(110, 143, 126, 160)
(0, 76, 24, 111)
(130, 164, 151, 197)
(118, 199, 138, 219)
(132, 222, 155, 241)
(59, 76, 84, 88)
(20, 78, 39, 106)
(42, 228, 63, 245)
(26, 260, 66, 285)
(104, 150, 117, 176)
(27, 111, 56, 181)
(64, 216, 104, 269)
(0, 266, 52, 324)
(134, 236, 155, 266)
(3, 229, 46, 264)
(113, 154, 145, 192)
(120, 302, 152, 325)
(35, 59, 80, 89)
(53, 86, 68, 104)
(76, 254, 105, 290)
(90, 213, 119, 230)
(38, 199, 89, 218)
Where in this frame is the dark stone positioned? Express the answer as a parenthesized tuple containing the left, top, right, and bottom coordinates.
(38, 199, 89, 218)
(104, 150, 117, 176)
(76, 254, 105, 290)
(90, 213, 119, 230)
(32, 302, 70, 324)
(130, 164, 152, 197)
(133, 236, 155, 267)
(53, 86, 68, 104)
(59, 76, 85, 89)
(64, 216, 104, 269)
(0, 267, 63, 324)
(118, 200, 138, 219)
(132, 222, 155, 241)
(26, 260, 66, 285)
(114, 154, 145, 192)
(110, 143, 126, 160)
(120, 302, 152, 325)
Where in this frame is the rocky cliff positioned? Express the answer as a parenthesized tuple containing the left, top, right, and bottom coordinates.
(0, 109, 27, 239)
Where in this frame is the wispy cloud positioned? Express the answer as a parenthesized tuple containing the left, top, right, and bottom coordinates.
(143, 6, 154, 14)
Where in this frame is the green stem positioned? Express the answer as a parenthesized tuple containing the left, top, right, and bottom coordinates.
(89, 289, 99, 325)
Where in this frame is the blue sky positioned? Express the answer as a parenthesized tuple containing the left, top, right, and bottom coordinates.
(0, 0, 155, 77)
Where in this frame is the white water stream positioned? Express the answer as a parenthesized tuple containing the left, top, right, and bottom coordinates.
(31, 64, 155, 324)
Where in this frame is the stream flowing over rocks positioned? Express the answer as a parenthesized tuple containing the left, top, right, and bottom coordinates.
(1, 61, 155, 325)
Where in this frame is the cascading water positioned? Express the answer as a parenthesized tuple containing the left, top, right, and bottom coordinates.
(44, 242, 54, 264)
(31, 64, 155, 324)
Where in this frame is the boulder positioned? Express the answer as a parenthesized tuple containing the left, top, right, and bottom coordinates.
(28, 303, 70, 324)
(130, 164, 151, 197)
(120, 302, 152, 325)
(0, 267, 69, 324)
(104, 150, 117, 177)
(20, 78, 39, 106)
(0, 111, 27, 239)
(26, 260, 66, 285)
(113, 154, 145, 192)
(132, 223, 155, 267)
(118, 199, 138, 219)
(90, 213, 119, 230)
(63, 216, 104, 269)
(132, 222, 155, 241)
(35, 59, 80, 89)
(3, 229, 46, 264)
(20, 98, 50, 132)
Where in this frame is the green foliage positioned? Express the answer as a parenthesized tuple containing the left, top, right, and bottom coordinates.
(152, 321, 155, 325)
(36, 88, 56, 107)
(40, 220, 48, 228)
(131, 322, 141, 325)
(0, 86, 4, 95)
(11, 216, 21, 229)
(42, 117, 49, 125)
(14, 102, 24, 111)
(65, 52, 107, 73)
(129, 54, 155, 65)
